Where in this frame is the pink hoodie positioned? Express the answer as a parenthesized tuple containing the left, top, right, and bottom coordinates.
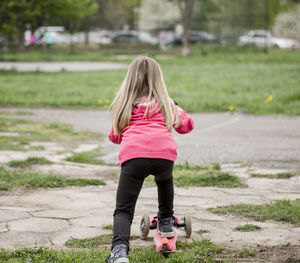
(108, 101, 194, 165)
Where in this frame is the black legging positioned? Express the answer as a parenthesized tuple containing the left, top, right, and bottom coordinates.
(112, 158, 174, 249)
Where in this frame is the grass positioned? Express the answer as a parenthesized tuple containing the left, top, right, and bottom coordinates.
(1, 238, 294, 262)
(7, 157, 52, 168)
(65, 234, 139, 249)
(251, 172, 294, 179)
(196, 229, 210, 235)
(0, 111, 34, 115)
(238, 248, 256, 258)
(1, 46, 300, 115)
(65, 234, 113, 248)
(0, 44, 160, 62)
(0, 166, 105, 190)
(169, 163, 246, 188)
(0, 248, 109, 263)
(0, 117, 101, 151)
(234, 224, 262, 232)
(65, 149, 105, 165)
(173, 172, 246, 188)
(0, 239, 227, 263)
(144, 163, 246, 188)
(281, 242, 291, 248)
(102, 224, 113, 230)
(209, 199, 300, 226)
(285, 259, 300, 263)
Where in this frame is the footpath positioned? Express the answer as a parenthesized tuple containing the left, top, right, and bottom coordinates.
(0, 107, 299, 261)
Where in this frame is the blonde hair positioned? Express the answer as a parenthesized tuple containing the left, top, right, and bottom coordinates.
(110, 55, 179, 135)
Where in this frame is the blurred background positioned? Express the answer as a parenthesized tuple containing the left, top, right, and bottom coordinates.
(1, 0, 300, 55)
(0, 0, 300, 116)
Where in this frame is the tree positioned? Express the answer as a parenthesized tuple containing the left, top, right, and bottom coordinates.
(178, 0, 195, 56)
(93, 0, 138, 30)
(139, 0, 180, 32)
(273, 3, 300, 41)
(192, 0, 294, 43)
(60, 0, 98, 51)
(0, 0, 98, 50)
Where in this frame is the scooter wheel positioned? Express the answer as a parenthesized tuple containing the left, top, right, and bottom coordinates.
(184, 215, 192, 238)
(140, 215, 150, 240)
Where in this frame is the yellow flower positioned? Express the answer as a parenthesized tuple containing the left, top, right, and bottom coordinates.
(105, 99, 110, 104)
(97, 99, 103, 104)
(228, 106, 235, 111)
(264, 95, 273, 104)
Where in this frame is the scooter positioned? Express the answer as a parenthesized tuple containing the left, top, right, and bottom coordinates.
(140, 215, 192, 257)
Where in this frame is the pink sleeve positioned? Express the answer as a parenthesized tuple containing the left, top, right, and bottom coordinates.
(108, 127, 122, 144)
(174, 106, 194, 134)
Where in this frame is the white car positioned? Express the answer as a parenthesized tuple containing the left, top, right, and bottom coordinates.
(238, 30, 300, 50)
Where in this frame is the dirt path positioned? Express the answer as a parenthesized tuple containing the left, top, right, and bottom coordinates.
(0, 107, 299, 261)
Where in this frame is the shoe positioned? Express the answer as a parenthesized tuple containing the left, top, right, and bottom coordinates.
(105, 244, 129, 263)
(158, 217, 175, 238)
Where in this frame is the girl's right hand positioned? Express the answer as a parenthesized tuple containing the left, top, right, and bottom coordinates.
(174, 106, 194, 134)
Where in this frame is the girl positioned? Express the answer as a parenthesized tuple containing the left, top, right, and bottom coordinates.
(106, 55, 194, 263)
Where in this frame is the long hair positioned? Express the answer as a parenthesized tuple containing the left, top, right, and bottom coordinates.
(110, 55, 179, 135)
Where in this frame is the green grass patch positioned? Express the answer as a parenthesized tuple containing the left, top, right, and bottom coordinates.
(65, 149, 104, 165)
(238, 248, 256, 258)
(234, 224, 262, 232)
(29, 145, 45, 151)
(173, 163, 246, 188)
(173, 172, 246, 188)
(0, 239, 227, 262)
(65, 234, 139, 249)
(285, 258, 300, 263)
(281, 242, 291, 248)
(0, 111, 34, 116)
(251, 172, 294, 179)
(0, 247, 109, 263)
(173, 239, 224, 262)
(65, 234, 113, 248)
(64, 238, 224, 262)
(0, 166, 105, 190)
(145, 163, 246, 188)
(0, 45, 160, 63)
(0, 117, 101, 151)
(1, 47, 300, 115)
(196, 229, 210, 235)
(7, 157, 52, 168)
(212, 163, 221, 170)
(102, 224, 113, 230)
(209, 199, 300, 226)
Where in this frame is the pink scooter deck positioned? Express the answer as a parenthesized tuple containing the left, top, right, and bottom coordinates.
(154, 231, 177, 253)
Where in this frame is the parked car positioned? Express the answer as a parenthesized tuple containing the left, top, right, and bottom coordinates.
(89, 30, 112, 45)
(159, 30, 219, 46)
(188, 31, 219, 44)
(238, 30, 300, 50)
(112, 30, 158, 45)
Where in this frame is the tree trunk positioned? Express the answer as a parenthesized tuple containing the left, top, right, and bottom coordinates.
(84, 21, 90, 48)
(182, 0, 194, 56)
(264, 0, 269, 53)
(17, 28, 25, 51)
